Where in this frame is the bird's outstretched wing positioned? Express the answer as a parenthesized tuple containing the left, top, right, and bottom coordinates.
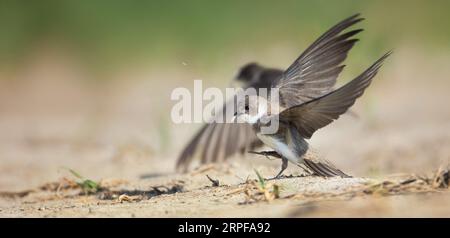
(176, 66, 284, 171)
(176, 97, 263, 172)
(275, 14, 364, 108)
(279, 52, 391, 139)
(176, 13, 365, 171)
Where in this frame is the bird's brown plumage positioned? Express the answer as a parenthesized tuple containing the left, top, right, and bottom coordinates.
(176, 14, 366, 175)
(278, 52, 391, 139)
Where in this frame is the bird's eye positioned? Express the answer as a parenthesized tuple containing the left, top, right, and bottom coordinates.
(244, 105, 249, 111)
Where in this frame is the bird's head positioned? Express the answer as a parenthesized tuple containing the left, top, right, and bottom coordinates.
(234, 95, 268, 124)
(234, 63, 264, 85)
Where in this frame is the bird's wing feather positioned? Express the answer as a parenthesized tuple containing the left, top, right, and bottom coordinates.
(176, 14, 368, 171)
(303, 157, 351, 177)
(176, 96, 263, 172)
(275, 14, 364, 108)
(279, 52, 391, 139)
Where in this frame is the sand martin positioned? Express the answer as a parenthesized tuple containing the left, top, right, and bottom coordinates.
(234, 47, 390, 178)
(177, 14, 370, 177)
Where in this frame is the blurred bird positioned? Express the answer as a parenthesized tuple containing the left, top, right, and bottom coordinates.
(175, 63, 282, 171)
(176, 14, 370, 177)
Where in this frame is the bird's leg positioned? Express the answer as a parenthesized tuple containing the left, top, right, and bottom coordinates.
(248, 151, 282, 160)
(248, 151, 287, 179)
(271, 157, 288, 179)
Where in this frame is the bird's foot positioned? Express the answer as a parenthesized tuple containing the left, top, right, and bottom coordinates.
(269, 158, 289, 180)
(269, 171, 285, 180)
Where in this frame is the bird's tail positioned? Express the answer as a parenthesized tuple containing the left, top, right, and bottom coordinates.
(302, 158, 351, 178)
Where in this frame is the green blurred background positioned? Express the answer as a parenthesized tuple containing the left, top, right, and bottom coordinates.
(1, 0, 450, 74)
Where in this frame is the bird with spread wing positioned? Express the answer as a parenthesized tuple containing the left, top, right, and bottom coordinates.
(177, 14, 386, 178)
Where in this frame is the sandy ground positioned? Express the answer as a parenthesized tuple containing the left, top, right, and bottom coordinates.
(0, 48, 450, 217)
(0, 162, 449, 217)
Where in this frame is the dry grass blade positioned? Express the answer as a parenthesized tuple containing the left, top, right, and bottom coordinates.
(361, 165, 450, 195)
(117, 194, 143, 203)
(285, 165, 450, 202)
(241, 170, 281, 204)
(432, 165, 450, 189)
